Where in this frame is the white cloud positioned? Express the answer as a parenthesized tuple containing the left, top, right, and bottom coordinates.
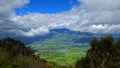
(0, 0, 29, 18)
(91, 24, 108, 29)
(0, 0, 29, 36)
(0, 0, 120, 37)
(78, 0, 120, 10)
(20, 27, 49, 37)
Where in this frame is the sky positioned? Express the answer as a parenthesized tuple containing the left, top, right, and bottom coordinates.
(0, 0, 120, 37)
(15, 0, 79, 14)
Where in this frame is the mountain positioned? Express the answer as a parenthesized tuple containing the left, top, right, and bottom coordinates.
(1, 28, 118, 45)
(13, 28, 101, 45)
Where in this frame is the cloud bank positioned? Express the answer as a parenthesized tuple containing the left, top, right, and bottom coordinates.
(0, 0, 120, 37)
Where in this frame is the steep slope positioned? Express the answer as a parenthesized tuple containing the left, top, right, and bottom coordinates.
(0, 37, 67, 68)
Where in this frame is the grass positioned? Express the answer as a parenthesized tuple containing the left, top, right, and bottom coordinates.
(37, 46, 89, 66)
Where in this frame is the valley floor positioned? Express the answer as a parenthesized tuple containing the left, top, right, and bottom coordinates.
(31, 45, 89, 66)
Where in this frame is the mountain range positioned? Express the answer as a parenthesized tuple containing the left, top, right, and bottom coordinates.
(1, 28, 116, 46)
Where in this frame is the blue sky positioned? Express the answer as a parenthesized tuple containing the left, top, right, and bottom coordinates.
(16, 0, 79, 15)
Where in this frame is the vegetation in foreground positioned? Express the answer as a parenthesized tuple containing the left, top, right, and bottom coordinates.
(76, 36, 120, 68)
(0, 37, 68, 68)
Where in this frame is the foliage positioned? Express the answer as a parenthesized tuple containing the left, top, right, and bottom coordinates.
(76, 36, 120, 68)
(0, 37, 66, 68)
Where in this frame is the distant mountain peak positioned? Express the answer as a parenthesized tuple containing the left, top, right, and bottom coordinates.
(50, 28, 71, 33)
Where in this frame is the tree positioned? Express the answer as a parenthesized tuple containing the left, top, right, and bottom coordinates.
(76, 36, 120, 68)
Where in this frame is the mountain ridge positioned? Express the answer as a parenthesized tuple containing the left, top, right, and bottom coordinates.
(0, 28, 118, 45)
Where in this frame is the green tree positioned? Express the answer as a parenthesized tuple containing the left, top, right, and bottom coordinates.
(76, 36, 120, 68)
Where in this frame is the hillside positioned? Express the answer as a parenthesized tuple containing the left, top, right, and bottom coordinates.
(0, 37, 67, 68)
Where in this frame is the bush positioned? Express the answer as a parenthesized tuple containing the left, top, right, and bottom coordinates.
(76, 36, 120, 68)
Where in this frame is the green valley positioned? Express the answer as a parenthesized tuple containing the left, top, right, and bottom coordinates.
(28, 33, 90, 66)
(36, 45, 89, 66)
